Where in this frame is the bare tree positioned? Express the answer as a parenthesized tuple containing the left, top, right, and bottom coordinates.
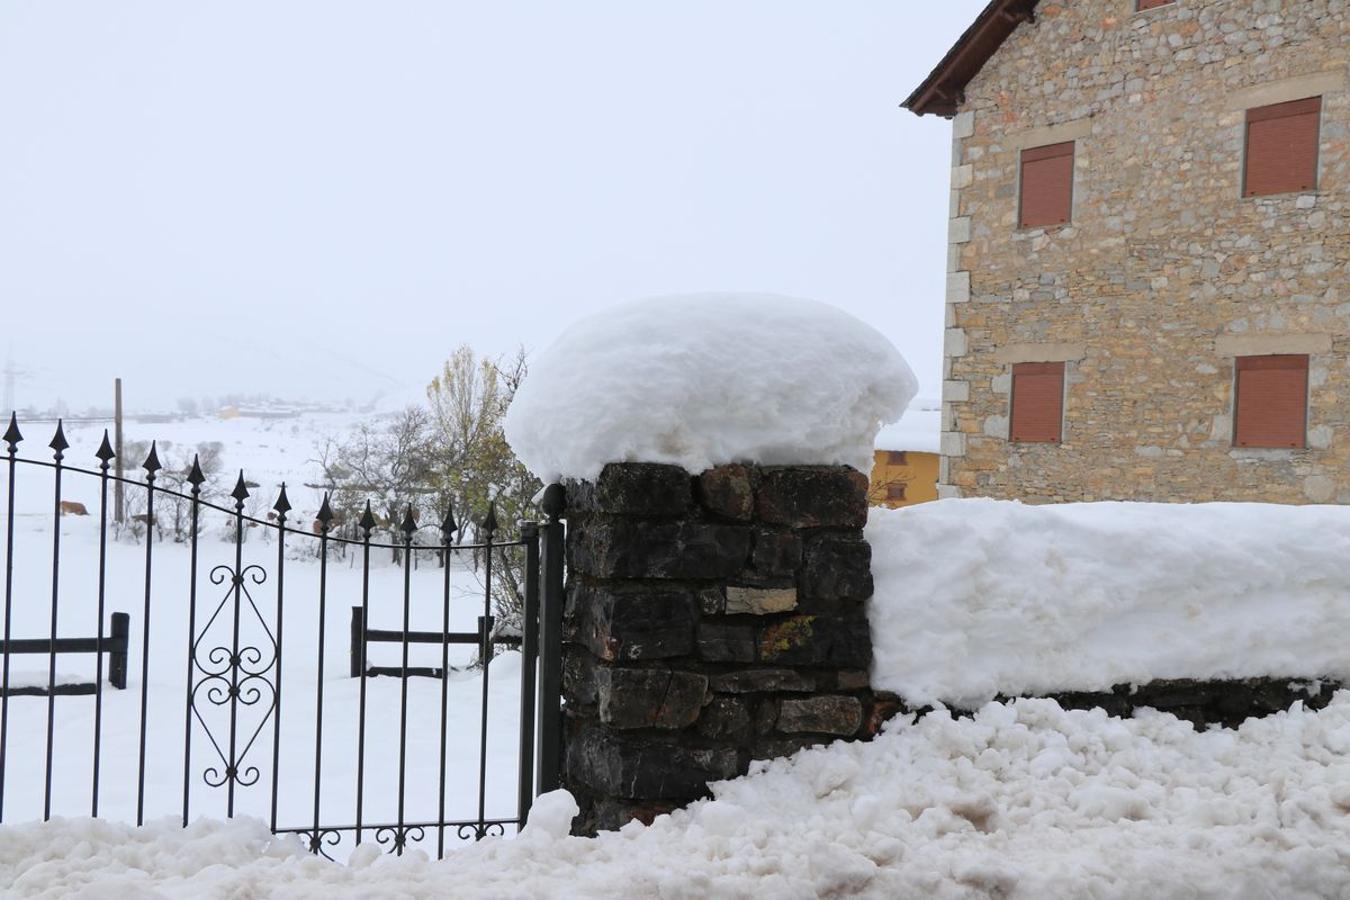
(115, 440, 225, 543)
(315, 406, 435, 561)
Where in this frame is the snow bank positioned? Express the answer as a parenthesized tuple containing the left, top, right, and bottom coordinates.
(504, 294, 916, 482)
(8, 696, 1350, 898)
(868, 499, 1350, 706)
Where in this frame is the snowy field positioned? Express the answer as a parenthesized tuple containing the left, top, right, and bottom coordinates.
(6, 694, 1350, 898)
(0, 413, 529, 856)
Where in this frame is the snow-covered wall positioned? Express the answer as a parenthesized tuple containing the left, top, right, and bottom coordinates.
(867, 499, 1350, 707)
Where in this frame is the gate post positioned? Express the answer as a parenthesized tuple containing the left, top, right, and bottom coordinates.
(108, 612, 129, 690)
(559, 463, 878, 834)
(348, 606, 364, 679)
(516, 522, 541, 826)
(536, 484, 566, 796)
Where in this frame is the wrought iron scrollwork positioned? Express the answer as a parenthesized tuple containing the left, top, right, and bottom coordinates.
(295, 828, 343, 861)
(188, 562, 277, 808)
(456, 822, 506, 841)
(375, 824, 427, 855)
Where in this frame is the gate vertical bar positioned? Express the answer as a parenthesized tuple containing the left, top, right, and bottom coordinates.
(43, 421, 68, 820)
(355, 502, 373, 846)
(226, 473, 250, 817)
(516, 522, 540, 830)
(0, 415, 19, 822)
(436, 504, 457, 859)
(181, 457, 205, 826)
(270, 484, 291, 834)
(92, 431, 115, 817)
(310, 494, 333, 853)
(137, 442, 161, 826)
(395, 507, 416, 853)
(43, 423, 68, 825)
(536, 485, 565, 795)
(475, 505, 498, 838)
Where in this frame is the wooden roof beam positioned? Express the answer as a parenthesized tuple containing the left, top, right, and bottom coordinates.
(902, 0, 1041, 118)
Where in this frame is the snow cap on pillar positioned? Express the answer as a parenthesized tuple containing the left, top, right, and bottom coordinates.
(504, 293, 917, 482)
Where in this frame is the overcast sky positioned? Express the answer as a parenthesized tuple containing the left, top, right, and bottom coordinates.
(0, 1, 981, 413)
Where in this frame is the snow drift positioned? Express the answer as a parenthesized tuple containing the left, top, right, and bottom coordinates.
(8, 695, 1350, 898)
(504, 294, 916, 482)
(868, 499, 1350, 707)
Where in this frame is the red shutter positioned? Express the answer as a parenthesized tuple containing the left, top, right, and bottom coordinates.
(1137, 0, 1175, 9)
(1019, 142, 1074, 228)
(1244, 97, 1321, 197)
(1010, 362, 1065, 443)
(1234, 355, 1308, 448)
(885, 450, 908, 466)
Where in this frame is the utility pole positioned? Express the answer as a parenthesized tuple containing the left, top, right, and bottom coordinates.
(114, 377, 125, 524)
(2, 347, 15, 415)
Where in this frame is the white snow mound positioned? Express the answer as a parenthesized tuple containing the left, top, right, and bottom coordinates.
(9, 696, 1350, 897)
(504, 294, 916, 481)
(868, 499, 1350, 706)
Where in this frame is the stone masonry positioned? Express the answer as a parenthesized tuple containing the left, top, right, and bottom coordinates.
(560, 462, 886, 834)
(938, 0, 1349, 502)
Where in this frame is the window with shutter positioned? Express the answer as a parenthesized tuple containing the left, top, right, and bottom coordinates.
(1137, 0, 1175, 10)
(885, 450, 908, 466)
(1244, 97, 1321, 198)
(1009, 362, 1065, 443)
(885, 483, 907, 502)
(1233, 355, 1308, 448)
(1019, 142, 1074, 229)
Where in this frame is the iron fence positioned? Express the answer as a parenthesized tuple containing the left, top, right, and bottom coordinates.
(0, 414, 564, 860)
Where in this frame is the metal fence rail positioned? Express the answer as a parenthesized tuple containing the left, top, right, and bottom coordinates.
(0, 610, 129, 694)
(0, 414, 564, 860)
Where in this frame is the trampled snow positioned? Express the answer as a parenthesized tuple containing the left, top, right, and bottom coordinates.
(8, 694, 1350, 898)
(867, 499, 1350, 707)
(504, 294, 917, 482)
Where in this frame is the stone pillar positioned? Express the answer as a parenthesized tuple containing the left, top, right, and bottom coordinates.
(560, 462, 880, 833)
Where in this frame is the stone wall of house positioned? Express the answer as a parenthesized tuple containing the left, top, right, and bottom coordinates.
(560, 463, 887, 834)
(940, 0, 1349, 502)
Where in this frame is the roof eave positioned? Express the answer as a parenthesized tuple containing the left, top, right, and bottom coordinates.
(902, 0, 1039, 118)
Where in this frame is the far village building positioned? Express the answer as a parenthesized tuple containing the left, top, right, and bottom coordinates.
(906, 0, 1348, 503)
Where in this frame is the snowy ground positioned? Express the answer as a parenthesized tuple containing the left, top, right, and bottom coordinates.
(6, 694, 1350, 898)
(0, 413, 529, 857)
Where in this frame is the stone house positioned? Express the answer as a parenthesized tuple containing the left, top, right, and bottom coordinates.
(904, 0, 1348, 503)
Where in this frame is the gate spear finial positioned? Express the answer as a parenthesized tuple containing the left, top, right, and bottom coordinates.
(2, 412, 20, 452)
(49, 419, 69, 459)
(95, 430, 116, 467)
(274, 483, 292, 518)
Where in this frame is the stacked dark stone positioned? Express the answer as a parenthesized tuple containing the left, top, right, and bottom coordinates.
(1042, 678, 1342, 730)
(560, 462, 886, 835)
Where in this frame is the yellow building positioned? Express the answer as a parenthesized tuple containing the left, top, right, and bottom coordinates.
(870, 449, 940, 508)
(869, 400, 941, 508)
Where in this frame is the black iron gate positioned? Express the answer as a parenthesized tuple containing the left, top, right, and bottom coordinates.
(0, 415, 564, 860)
